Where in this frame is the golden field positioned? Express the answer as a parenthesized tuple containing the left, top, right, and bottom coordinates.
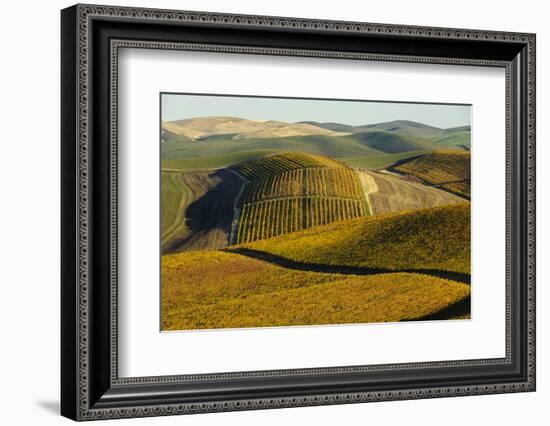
(162, 250, 470, 330)
(160, 145, 471, 331)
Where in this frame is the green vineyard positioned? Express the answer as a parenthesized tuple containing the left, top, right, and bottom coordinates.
(393, 150, 471, 198)
(232, 152, 344, 178)
(233, 153, 369, 244)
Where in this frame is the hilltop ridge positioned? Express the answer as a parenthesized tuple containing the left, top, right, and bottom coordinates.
(162, 116, 349, 141)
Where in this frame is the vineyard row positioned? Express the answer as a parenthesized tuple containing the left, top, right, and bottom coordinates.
(395, 154, 471, 197)
(233, 152, 343, 180)
(242, 168, 366, 204)
(236, 197, 369, 244)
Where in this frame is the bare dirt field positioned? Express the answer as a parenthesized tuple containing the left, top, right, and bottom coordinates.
(360, 170, 464, 215)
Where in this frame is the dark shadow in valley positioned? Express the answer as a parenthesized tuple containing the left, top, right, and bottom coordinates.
(226, 247, 471, 284)
(402, 295, 471, 321)
(168, 169, 242, 252)
(386, 154, 427, 168)
(184, 170, 234, 233)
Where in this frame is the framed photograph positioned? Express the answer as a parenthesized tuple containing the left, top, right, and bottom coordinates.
(61, 4, 536, 421)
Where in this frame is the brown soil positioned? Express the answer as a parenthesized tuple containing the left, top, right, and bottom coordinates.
(362, 170, 464, 215)
(165, 169, 243, 252)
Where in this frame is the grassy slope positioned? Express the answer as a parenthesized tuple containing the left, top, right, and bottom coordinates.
(162, 150, 277, 171)
(160, 120, 471, 171)
(163, 116, 348, 140)
(343, 120, 470, 149)
(161, 130, 193, 144)
(350, 131, 436, 153)
(241, 203, 470, 274)
(162, 250, 469, 330)
(298, 121, 354, 133)
(340, 150, 430, 170)
(159, 127, 472, 172)
(161, 172, 191, 248)
(161, 134, 379, 161)
(352, 120, 445, 138)
(432, 131, 471, 148)
(160, 133, 424, 163)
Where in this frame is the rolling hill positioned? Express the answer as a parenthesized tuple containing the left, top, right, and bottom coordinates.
(162, 203, 471, 330)
(238, 203, 470, 275)
(162, 150, 467, 254)
(160, 115, 472, 331)
(160, 133, 384, 170)
(160, 117, 471, 172)
(231, 153, 370, 244)
(298, 120, 354, 133)
(306, 119, 470, 140)
(306, 119, 471, 150)
(350, 131, 436, 153)
(392, 150, 471, 198)
(161, 149, 279, 172)
(431, 129, 471, 149)
(352, 120, 445, 138)
(162, 116, 348, 141)
(162, 250, 470, 330)
(339, 150, 429, 170)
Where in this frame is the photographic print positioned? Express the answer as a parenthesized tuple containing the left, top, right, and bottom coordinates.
(160, 93, 471, 331)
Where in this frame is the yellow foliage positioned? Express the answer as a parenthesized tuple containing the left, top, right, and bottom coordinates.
(394, 150, 470, 197)
(162, 250, 469, 330)
(241, 204, 471, 274)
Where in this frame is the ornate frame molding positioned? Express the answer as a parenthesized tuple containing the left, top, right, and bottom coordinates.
(61, 4, 535, 421)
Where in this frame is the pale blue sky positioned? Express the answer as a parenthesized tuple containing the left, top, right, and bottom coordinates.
(161, 93, 471, 129)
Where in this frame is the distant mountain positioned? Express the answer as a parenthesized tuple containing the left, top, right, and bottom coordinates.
(297, 121, 354, 133)
(162, 116, 349, 141)
(304, 119, 471, 150)
(162, 117, 471, 156)
(432, 131, 471, 148)
(353, 120, 444, 138)
(351, 131, 436, 154)
(444, 125, 471, 133)
(161, 128, 193, 144)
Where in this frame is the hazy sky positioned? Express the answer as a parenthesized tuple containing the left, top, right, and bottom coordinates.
(161, 93, 471, 129)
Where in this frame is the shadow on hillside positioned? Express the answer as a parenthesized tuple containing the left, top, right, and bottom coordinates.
(226, 247, 471, 285)
(185, 170, 234, 234)
(167, 169, 241, 252)
(402, 295, 471, 321)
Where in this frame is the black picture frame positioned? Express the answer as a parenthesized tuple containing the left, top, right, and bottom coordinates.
(61, 4, 536, 421)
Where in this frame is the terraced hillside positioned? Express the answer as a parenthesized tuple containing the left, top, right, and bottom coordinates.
(392, 150, 471, 198)
(232, 153, 370, 244)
